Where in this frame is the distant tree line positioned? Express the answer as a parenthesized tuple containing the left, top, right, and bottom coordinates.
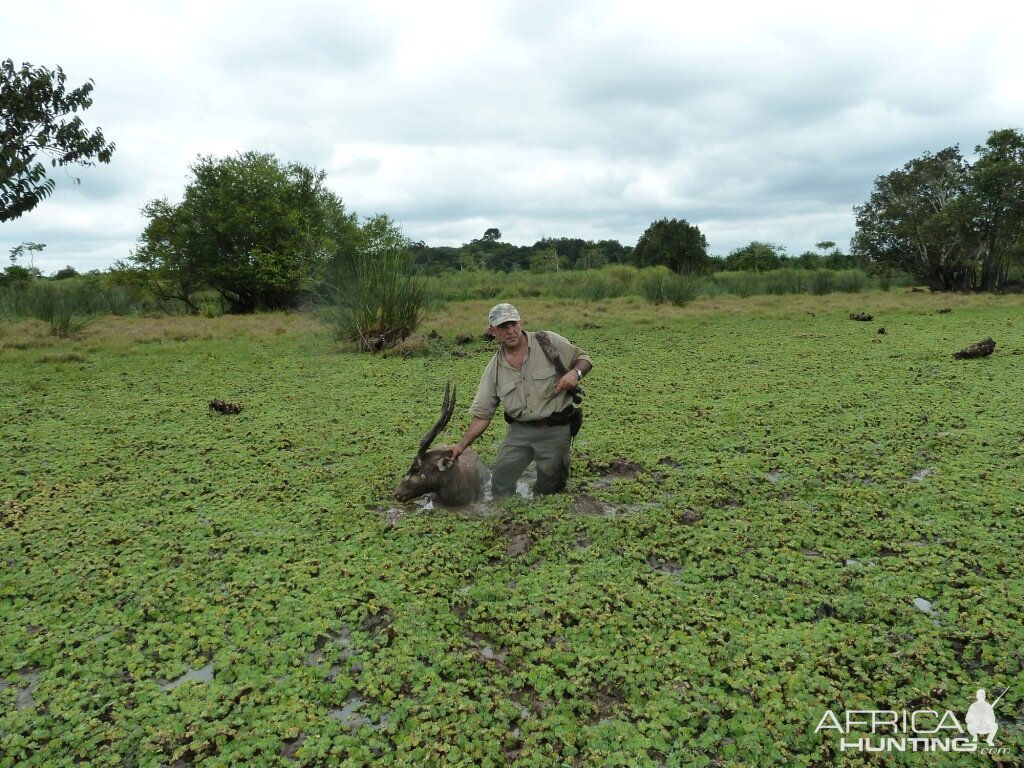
(5, 57, 1021, 310)
(408, 222, 857, 277)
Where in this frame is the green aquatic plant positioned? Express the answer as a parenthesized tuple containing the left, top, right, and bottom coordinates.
(1, 293, 1021, 766)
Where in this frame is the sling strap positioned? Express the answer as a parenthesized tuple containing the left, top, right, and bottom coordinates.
(535, 331, 583, 404)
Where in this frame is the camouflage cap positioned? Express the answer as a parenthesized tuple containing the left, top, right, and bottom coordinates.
(487, 303, 520, 327)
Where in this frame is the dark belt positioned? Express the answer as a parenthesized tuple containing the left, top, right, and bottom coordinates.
(505, 406, 574, 427)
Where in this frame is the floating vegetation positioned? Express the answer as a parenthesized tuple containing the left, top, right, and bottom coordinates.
(1, 294, 1022, 765)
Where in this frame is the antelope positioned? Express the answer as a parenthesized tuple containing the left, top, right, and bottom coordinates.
(394, 382, 486, 507)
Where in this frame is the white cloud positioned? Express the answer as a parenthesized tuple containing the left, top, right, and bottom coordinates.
(2, 0, 1022, 272)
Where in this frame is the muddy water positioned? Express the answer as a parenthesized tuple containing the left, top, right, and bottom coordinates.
(384, 466, 539, 521)
(158, 662, 214, 691)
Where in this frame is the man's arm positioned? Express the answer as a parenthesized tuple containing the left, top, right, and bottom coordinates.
(554, 358, 592, 393)
(449, 416, 491, 459)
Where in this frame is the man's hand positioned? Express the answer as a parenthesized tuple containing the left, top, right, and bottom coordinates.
(553, 369, 581, 394)
(449, 444, 465, 460)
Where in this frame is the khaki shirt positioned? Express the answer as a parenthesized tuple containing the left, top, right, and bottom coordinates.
(469, 330, 591, 421)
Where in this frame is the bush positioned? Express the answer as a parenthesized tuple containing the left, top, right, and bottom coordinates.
(808, 270, 835, 295)
(412, 264, 903, 306)
(318, 270, 425, 351)
(762, 269, 808, 295)
(316, 216, 426, 351)
(833, 270, 866, 293)
(637, 266, 699, 306)
(713, 271, 761, 297)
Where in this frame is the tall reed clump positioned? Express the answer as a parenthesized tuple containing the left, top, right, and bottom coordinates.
(636, 266, 700, 306)
(713, 271, 761, 298)
(832, 269, 867, 293)
(1, 277, 143, 330)
(314, 216, 426, 351)
(808, 270, 836, 295)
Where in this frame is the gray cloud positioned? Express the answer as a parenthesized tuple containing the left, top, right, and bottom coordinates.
(2, 0, 1022, 272)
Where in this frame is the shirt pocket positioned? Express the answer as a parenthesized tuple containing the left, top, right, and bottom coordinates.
(496, 376, 526, 417)
(529, 364, 558, 401)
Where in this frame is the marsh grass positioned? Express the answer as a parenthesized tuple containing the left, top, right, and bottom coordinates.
(2, 291, 1022, 767)
(419, 265, 913, 309)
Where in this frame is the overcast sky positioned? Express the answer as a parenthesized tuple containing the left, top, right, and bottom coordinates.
(3, 0, 1022, 273)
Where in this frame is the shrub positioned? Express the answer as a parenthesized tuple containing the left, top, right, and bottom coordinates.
(714, 271, 761, 297)
(637, 266, 699, 306)
(763, 269, 808, 295)
(315, 216, 426, 351)
(833, 270, 866, 293)
(808, 270, 835, 295)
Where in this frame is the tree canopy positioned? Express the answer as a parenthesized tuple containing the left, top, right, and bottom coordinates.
(632, 218, 709, 274)
(129, 152, 356, 313)
(723, 241, 786, 272)
(852, 128, 1024, 291)
(1, 59, 115, 222)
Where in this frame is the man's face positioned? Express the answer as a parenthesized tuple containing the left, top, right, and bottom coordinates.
(489, 319, 522, 344)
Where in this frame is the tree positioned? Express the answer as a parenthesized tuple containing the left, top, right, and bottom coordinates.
(632, 218, 709, 274)
(970, 128, 1024, 289)
(852, 130, 1024, 291)
(725, 241, 786, 272)
(529, 246, 559, 273)
(575, 245, 608, 270)
(1, 59, 115, 222)
(51, 265, 80, 280)
(130, 152, 356, 312)
(9, 241, 46, 267)
(129, 198, 206, 312)
(852, 147, 977, 290)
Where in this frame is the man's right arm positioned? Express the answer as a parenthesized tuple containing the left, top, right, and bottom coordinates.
(450, 417, 491, 459)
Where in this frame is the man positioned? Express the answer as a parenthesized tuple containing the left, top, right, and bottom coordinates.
(449, 303, 592, 497)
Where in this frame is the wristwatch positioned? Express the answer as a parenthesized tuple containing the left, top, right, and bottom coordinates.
(575, 368, 584, 380)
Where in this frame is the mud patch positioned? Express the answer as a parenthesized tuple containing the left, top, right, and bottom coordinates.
(506, 532, 531, 558)
(913, 597, 936, 615)
(362, 608, 395, 645)
(572, 493, 618, 517)
(492, 520, 537, 560)
(329, 694, 389, 732)
(7, 668, 42, 710)
(712, 497, 744, 509)
(648, 555, 683, 573)
(589, 685, 627, 724)
(280, 733, 307, 760)
(677, 509, 702, 525)
(305, 627, 354, 673)
(586, 458, 644, 481)
(467, 632, 509, 667)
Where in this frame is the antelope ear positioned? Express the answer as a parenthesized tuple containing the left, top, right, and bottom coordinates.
(437, 456, 454, 472)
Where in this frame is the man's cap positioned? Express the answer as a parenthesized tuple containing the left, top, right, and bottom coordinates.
(488, 303, 520, 327)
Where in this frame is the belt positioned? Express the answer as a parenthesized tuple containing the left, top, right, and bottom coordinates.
(504, 406, 574, 427)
